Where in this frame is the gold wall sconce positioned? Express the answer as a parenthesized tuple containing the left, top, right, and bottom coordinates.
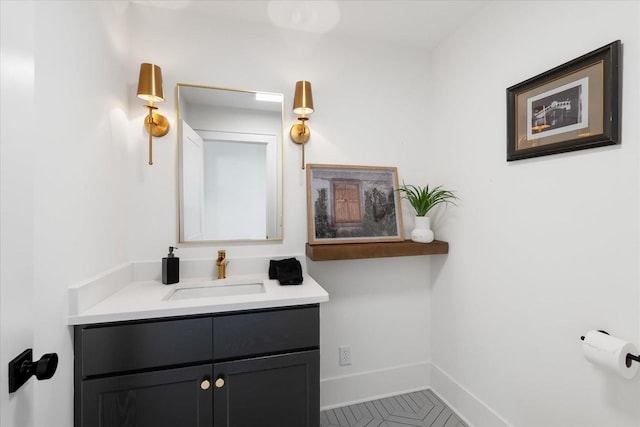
(290, 80, 314, 169)
(137, 63, 169, 165)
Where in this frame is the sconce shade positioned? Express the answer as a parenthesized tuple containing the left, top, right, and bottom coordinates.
(292, 81, 314, 115)
(137, 62, 168, 166)
(291, 80, 314, 169)
(137, 63, 165, 103)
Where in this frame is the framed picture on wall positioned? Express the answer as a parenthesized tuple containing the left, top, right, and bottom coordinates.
(306, 164, 404, 245)
(506, 40, 621, 161)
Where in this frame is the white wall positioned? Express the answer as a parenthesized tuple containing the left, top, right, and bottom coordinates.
(126, 2, 434, 408)
(427, 2, 640, 426)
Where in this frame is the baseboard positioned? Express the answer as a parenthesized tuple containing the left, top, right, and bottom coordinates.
(321, 362, 511, 427)
(430, 362, 512, 427)
(320, 361, 430, 410)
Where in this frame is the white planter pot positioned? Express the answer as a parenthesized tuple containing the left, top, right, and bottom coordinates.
(411, 216, 434, 243)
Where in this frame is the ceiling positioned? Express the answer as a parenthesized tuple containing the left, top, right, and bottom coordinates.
(131, 0, 487, 50)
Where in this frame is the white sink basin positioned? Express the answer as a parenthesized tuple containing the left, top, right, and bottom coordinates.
(165, 281, 265, 301)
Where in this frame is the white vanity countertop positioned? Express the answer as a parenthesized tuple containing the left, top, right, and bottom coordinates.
(68, 272, 329, 325)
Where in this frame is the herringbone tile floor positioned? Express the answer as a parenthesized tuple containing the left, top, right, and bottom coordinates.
(320, 389, 468, 427)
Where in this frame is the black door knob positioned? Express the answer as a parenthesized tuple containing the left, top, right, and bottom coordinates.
(30, 353, 58, 380)
(8, 349, 58, 393)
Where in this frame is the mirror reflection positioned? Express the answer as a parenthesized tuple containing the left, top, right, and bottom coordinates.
(177, 84, 283, 242)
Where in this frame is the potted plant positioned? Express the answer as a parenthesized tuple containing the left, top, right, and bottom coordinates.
(397, 183, 457, 243)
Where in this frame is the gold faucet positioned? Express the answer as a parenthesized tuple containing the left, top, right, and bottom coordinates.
(216, 250, 227, 279)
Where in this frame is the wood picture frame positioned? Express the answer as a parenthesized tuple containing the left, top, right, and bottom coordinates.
(306, 164, 404, 245)
(507, 40, 621, 161)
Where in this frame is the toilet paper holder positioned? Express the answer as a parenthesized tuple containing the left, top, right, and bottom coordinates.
(580, 330, 640, 368)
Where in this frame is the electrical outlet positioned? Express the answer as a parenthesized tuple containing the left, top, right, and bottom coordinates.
(339, 346, 352, 366)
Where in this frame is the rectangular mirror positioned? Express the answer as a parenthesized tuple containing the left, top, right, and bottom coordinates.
(177, 84, 283, 242)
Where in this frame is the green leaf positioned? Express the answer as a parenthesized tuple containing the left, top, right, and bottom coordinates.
(396, 182, 458, 216)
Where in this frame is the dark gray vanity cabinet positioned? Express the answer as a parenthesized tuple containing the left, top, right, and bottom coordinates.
(213, 350, 319, 426)
(81, 364, 214, 426)
(74, 305, 320, 427)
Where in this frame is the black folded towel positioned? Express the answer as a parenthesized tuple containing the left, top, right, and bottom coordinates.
(269, 258, 303, 285)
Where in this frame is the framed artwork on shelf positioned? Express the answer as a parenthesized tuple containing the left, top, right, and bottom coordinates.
(506, 40, 621, 161)
(306, 164, 404, 245)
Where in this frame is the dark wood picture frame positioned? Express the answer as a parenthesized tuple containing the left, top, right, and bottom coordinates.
(306, 164, 404, 245)
(507, 40, 621, 161)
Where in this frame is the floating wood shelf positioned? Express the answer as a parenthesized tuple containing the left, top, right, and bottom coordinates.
(305, 240, 449, 261)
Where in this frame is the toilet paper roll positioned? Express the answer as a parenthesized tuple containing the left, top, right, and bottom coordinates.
(582, 330, 638, 379)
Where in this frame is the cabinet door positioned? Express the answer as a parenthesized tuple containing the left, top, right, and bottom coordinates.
(80, 364, 213, 427)
(213, 350, 319, 427)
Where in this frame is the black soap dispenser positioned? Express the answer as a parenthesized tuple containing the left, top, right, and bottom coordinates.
(162, 246, 179, 285)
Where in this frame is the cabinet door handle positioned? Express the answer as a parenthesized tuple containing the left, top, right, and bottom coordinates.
(215, 377, 225, 388)
(200, 379, 211, 390)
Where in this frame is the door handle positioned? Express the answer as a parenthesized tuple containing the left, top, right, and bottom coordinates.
(215, 377, 225, 388)
(200, 379, 211, 390)
(9, 349, 58, 393)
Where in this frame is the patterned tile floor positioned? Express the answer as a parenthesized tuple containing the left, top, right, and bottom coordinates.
(320, 389, 468, 427)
